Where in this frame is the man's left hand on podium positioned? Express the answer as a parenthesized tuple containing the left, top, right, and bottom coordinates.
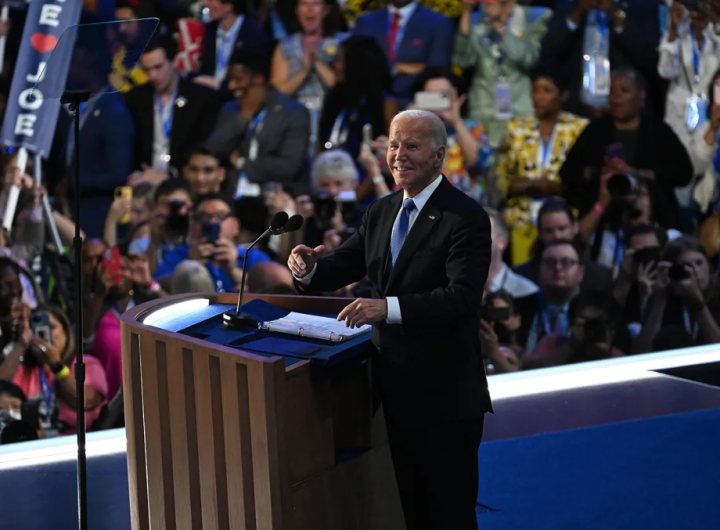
(337, 298, 388, 328)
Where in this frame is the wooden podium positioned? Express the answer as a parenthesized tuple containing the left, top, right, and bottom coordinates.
(120, 293, 404, 530)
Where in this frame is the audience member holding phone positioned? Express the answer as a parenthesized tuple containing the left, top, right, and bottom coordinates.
(405, 67, 493, 201)
(479, 291, 522, 374)
(0, 304, 108, 437)
(634, 236, 720, 353)
(691, 72, 720, 228)
(154, 193, 271, 292)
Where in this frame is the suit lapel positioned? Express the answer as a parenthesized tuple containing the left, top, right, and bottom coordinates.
(383, 179, 448, 294)
(378, 192, 403, 291)
(170, 78, 189, 146)
(397, 6, 421, 59)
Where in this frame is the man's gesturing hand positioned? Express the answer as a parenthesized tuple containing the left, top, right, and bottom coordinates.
(288, 244, 326, 278)
(337, 298, 388, 328)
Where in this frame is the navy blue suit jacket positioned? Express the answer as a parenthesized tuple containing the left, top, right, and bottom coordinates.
(66, 92, 135, 239)
(198, 17, 271, 99)
(353, 4, 453, 104)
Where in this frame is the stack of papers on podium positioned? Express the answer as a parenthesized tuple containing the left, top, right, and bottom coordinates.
(260, 312, 371, 342)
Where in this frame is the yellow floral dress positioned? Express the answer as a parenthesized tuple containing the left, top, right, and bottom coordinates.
(495, 111, 588, 265)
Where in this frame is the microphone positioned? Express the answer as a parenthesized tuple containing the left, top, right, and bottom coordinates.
(283, 214, 304, 234)
(223, 212, 298, 329)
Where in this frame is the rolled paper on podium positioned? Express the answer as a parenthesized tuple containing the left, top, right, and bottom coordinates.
(2, 147, 29, 232)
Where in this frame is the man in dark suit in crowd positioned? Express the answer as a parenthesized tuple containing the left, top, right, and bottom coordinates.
(288, 110, 492, 530)
(353, 0, 454, 107)
(206, 46, 310, 198)
(125, 35, 221, 175)
(194, 0, 271, 95)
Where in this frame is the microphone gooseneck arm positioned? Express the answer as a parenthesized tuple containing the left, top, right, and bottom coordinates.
(235, 228, 270, 314)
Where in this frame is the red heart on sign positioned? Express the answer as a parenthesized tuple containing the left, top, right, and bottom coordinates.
(30, 33, 58, 54)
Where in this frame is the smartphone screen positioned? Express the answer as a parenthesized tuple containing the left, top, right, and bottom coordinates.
(714, 80, 720, 103)
(114, 186, 132, 224)
(414, 91, 451, 111)
(101, 247, 123, 284)
(362, 123, 373, 145)
(31, 310, 53, 345)
(202, 222, 221, 244)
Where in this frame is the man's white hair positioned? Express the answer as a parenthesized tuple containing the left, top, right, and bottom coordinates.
(311, 149, 359, 191)
(392, 109, 448, 149)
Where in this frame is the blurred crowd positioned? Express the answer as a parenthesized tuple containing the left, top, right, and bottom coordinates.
(3, 0, 720, 443)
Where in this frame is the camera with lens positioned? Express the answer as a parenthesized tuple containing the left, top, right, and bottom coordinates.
(480, 304, 511, 323)
(583, 317, 608, 345)
(313, 190, 358, 241)
(165, 199, 190, 237)
(0, 404, 39, 445)
(669, 264, 691, 282)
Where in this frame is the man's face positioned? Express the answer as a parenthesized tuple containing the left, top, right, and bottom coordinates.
(193, 199, 238, 241)
(539, 243, 583, 289)
(204, 0, 234, 20)
(0, 392, 22, 414)
(184, 154, 226, 196)
(678, 250, 710, 291)
(538, 211, 576, 245)
(228, 65, 253, 100)
(316, 175, 354, 196)
(115, 7, 141, 40)
(387, 117, 444, 196)
(140, 48, 174, 93)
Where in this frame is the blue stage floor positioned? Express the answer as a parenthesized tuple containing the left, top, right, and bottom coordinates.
(1, 406, 718, 530)
(477, 407, 720, 530)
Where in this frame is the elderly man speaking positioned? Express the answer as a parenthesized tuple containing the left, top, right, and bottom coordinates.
(289, 110, 493, 529)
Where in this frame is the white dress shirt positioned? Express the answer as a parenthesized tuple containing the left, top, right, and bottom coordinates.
(296, 175, 444, 325)
(488, 263, 539, 299)
(388, 1, 418, 30)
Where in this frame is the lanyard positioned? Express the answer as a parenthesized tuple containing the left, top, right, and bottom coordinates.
(536, 123, 558, 171)
(613, 230, 624, 271)
(692, 36, 705, 80)
(683, 308, 700, 340)
(38, 370, 55, 420)
(156, 83, 179, 141)
(247, 108, 267, 161)
(328, 107, 357, 148)
(537, 292, 568, 337)
(216, 17, 242, 81)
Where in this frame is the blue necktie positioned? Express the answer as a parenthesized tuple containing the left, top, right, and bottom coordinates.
(389, 198, 416, 269)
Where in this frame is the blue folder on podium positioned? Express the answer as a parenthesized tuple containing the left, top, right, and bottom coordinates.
(171, 299, 373, 370)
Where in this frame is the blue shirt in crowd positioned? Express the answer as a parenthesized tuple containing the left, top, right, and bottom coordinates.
(154, 244, 271, 292)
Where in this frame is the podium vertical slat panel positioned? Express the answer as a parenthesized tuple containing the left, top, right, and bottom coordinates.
(247, 361, 285, 529)
(219, 356, 256, 530)
(139, 334, 169, 529)
(123, 330, 149, 530)
(209, 356, 230, 530)
(166, 342, 194, 530)
(182, 348, 203, 527)
(155, 341, 178, 529)
(194, 349, 219, 530)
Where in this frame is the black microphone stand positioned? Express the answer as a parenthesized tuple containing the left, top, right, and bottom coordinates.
(61, 88, 91, 530)
(223, 228, 279, 330)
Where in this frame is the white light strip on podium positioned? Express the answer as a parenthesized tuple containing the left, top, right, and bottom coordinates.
(142, 297, 210, 328)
